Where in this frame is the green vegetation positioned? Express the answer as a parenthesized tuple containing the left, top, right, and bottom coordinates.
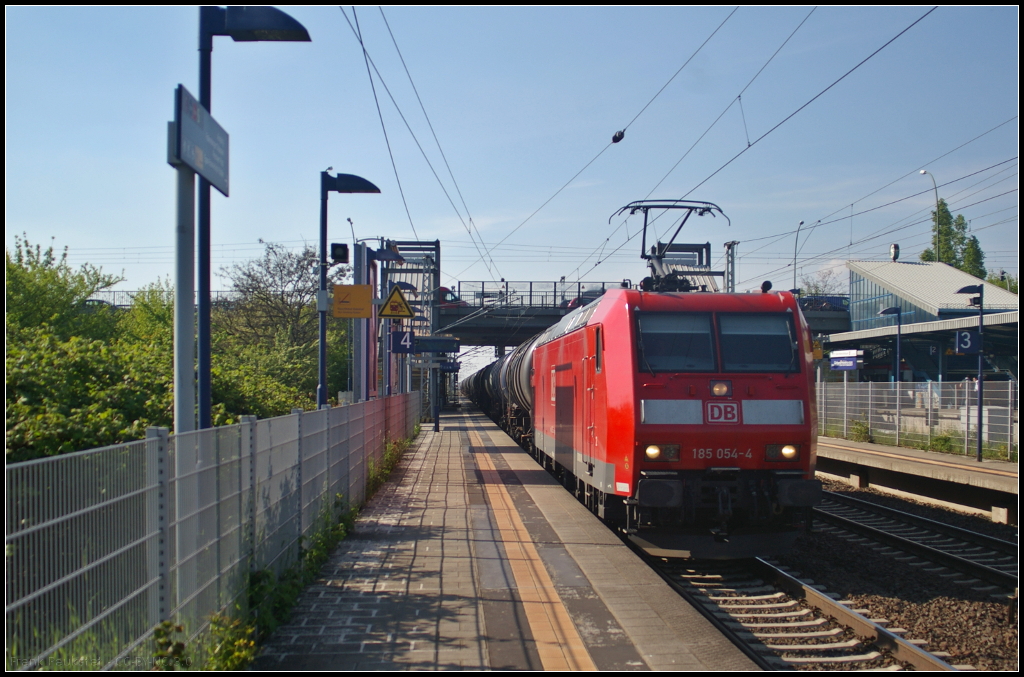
(201, 430, 418, 670)
(826, 424, 1016, 462)
(919, 198, 988, 279)
(986, 270, 1018, 294)
(848, 416, 873, 443)
(6, 237, 352, 462)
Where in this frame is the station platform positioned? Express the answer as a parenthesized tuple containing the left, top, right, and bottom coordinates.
(816, 437, 1018, 523)
(254, 409, 758, 671)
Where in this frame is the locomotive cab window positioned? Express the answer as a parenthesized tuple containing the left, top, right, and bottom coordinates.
(719, 313, 799, 373)
(636, 313, 715, 372)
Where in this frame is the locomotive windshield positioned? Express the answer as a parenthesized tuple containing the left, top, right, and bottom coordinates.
(719, 313, 798, 373)
(636, 312, 799, 373)
(636, 313, 715, 372)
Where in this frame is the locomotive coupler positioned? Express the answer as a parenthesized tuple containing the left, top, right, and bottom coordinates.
(712, 486, 733, 542)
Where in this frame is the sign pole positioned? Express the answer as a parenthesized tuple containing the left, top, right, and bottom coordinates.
(173, 162, 196, 433)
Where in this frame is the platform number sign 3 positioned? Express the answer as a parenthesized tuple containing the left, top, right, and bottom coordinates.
(955, 330, 981, 354)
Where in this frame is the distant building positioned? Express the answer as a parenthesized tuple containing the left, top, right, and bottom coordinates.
(848, 260, 1017, 331)
(826, 260, 1018, 382)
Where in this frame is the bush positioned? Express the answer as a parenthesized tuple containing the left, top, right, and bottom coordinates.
(848, 417, 874, 443)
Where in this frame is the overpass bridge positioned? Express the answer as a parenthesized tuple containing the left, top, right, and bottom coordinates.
(436, 280, 852, 348)
(438, 280, 623, 347)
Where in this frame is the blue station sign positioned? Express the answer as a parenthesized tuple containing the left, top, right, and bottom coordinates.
(829, 357, 862, 371)
(169, 85, 229, 196)
(415, 337, 460, 354)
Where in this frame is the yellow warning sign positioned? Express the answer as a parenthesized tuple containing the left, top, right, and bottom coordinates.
(378, 285, 415, 319)
(332, 284, 373, 318)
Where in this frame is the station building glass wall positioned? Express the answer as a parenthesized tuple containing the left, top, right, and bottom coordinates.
(849, 270, 938, 331)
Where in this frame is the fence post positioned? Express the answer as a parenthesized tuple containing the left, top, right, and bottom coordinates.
(896, 381, 901, 448)
(1010, 382, 1015, 455)
(240, 415, 257, 573)
(291, 409, 304, 562)
(927, 383, 933, 448)
(964, 396, 970, 456)
(868, 382, 873, 439)
(843, 372, 848, 439)
(146, 426, 170, 627)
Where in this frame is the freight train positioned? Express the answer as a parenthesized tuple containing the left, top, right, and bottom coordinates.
(460, 201, 821, 559)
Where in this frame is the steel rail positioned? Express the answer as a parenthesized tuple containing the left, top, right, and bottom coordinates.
(641, 555, 779, 671)
(823, 490, 1018, 554)
(750, 558, 958, 671)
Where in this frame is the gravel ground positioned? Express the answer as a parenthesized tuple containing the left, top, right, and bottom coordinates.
(778, 484, 1018, 671)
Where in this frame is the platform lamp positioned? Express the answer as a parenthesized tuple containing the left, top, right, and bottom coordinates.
(956, 284, 985, 462)
(878, 306, 902, 384)
(920, 170, 941, 264)
(196, 6, 310, 429)
(318, 171, 380, 408)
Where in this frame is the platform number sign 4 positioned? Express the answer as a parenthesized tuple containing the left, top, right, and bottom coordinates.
(391, 330, 415, 353)
(955, 330, 981, 354)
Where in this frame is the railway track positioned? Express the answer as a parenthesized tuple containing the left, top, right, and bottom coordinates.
(814, 491, 1018, 592)
(647, 556, 967, 671)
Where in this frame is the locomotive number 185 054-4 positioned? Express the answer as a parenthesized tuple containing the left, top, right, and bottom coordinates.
(692, 447, 753, 459)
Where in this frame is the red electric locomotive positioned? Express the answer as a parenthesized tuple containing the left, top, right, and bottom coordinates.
(462, 201, 822, 558)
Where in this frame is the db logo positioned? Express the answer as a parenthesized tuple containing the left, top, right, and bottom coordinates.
(706, 401, 740, 424)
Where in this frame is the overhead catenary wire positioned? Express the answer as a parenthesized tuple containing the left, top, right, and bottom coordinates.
(619, 7, 739, 135)
(377, 6, 500, 280)
(344, 6, 502, 276)
(348, 6, 420, 241)
(562, 7, 816, 284)
(454, 8, 741, 280)
(737, 188, 1019, 287)
(680, 6, 939, 200)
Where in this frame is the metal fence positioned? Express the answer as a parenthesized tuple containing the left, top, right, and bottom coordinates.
(818, 380, 1018, 456)
(5, 393, 420, 671)
(451, 281, 624, 308)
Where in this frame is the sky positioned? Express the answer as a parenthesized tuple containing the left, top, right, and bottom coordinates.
(6, 6, 1019, 308)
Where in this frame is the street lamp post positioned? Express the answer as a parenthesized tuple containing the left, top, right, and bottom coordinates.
(956, 284, 985, 462)
(879, 305, 903, 446)
(920, 169, 940, 264)
(792, 220, 804, 292)
(318, 172, 381, 408)
(196, 6, 310, 428)
(878, 306, 902, 384)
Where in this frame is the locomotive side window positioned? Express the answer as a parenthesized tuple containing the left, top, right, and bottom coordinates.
(719, 314, 798, 372)
(637, 313, 715, 372)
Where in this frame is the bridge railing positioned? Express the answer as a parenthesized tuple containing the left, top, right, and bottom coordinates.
(5, 393, 420, 671)
(451, 281, 624, 308)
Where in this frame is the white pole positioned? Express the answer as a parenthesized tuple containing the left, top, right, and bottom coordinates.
(174, 166, 196, 433)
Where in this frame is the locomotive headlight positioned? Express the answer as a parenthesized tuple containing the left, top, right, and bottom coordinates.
(710, 380, 732, 397)
(644, 444, 680, 461)
(766, 444, 800, 461)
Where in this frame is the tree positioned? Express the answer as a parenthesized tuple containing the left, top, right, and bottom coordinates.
(6, 234, 123, 341)
(918, 199, 987, 278)
(986, 271, 1018, 294)
(215, 241, 351, 398)
(217, 242, 349, 345)
(799, 267, 846, 296)
(960, 235, 986, 279)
